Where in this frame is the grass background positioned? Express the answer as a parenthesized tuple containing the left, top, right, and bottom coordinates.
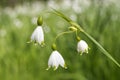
(0, 0, 120, 80)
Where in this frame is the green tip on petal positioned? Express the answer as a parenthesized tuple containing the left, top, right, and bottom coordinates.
(64, 64, 67, 69)
(46, 66, 51, 70)
(53, 66, 57, 71)
(33, 41, 45, 47)
(33, 40, 38, 46)
(26, 40, 32, 44)
(85, 49, 88, 54)
(51, 43, 57, 50)
(80, 52, 83, 56)
(37, 16, 43, 26)
(40, 41, 45, 47)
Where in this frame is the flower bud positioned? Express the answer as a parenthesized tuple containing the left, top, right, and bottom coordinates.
(37, 16, 43, 26)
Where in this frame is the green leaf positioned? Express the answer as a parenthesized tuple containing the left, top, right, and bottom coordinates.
(83, 31, 120, 67)
(52, 10, 120, 68)
(52, 9, 72, 22)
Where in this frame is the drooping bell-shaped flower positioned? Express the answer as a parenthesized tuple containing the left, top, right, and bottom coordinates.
(28, 16, 44, 46)
(77, 40, 89, 55)
(31, 26, 44, 45)
(46, 50, 67, 70)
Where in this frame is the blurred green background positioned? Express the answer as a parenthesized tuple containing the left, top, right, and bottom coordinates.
(0, 0, 120, 80)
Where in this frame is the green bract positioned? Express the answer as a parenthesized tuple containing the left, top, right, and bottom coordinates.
(37, 16, 43, 26)
(52, 43, 57, 50)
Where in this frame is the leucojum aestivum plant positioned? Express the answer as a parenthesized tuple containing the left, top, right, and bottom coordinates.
(27, 9, 120, 70)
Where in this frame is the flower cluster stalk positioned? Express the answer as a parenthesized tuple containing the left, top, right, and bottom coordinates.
(53, 9, 120, 68)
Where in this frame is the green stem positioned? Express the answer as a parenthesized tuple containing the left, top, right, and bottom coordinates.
(54, 31, 75, 43)
(82, 31, 120, 67)
(70, 21, 120, 67)
(52, 9, 120, 67)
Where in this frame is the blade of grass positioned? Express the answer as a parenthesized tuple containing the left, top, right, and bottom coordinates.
(82, 31, 120, 67)
(52, 8, 72, 22)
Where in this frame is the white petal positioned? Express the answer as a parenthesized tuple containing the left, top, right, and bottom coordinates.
(48, 50, 65, 70)
(55, 51, 65, 67)
(48, 51, 59, 68)
(77, 40, 88, 53)
(31, 26, 44, 44)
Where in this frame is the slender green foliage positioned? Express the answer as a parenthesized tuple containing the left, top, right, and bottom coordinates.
(52, 9, 120, 68)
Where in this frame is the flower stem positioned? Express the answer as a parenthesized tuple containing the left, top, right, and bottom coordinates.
(52, 9, 120, 67)
(73, 21, 120, 67)
(54, 31, 75, 43)
(70, 21, 120, 67)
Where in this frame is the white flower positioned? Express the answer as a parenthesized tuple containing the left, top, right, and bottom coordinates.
(31, 26, 44, 45)
(77, 40, 88, 55)
(46, 50, 67, 70)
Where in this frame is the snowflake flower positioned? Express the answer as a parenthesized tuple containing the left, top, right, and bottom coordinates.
(31, 26, 44, 45)
(77, 40, 89, 55)
(46, 50, 67, 70)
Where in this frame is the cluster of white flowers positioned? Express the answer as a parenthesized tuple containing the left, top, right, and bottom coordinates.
(30, 24, 67, 70)
(29, 17, 89, 70)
